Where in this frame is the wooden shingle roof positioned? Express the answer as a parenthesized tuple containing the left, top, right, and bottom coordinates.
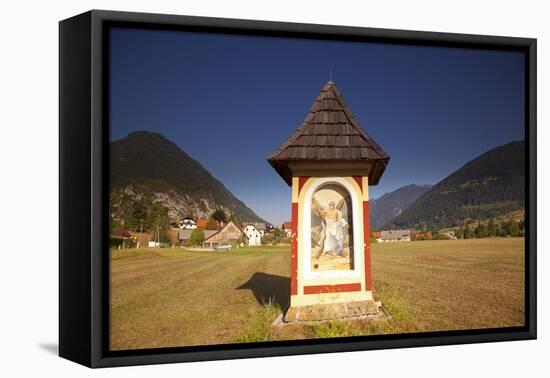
(268, 81, 389, 186)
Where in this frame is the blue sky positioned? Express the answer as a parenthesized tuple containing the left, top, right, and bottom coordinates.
(109, 27, 525, 226)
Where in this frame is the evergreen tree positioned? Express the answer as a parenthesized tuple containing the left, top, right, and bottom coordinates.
(147, 202, 170, 242)
(109, 215, 118, 234)
(211, 209, 227, 224)
(487, 218, 497, 237)
(505, 219, 520, 237)
(497, 224, 508, 237)
(475, 221, 488, 238)
(463, 224, 473, 239)
(127, 200, 147, 232)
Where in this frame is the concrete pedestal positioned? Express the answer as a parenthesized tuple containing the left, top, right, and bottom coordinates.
(283, 300, 388, 323)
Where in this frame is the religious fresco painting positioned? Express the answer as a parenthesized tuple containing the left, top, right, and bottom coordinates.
(311, 184, 354, 271)
(108, 25, 527, 351)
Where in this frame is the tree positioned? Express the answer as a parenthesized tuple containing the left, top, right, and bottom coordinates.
(237, 233, 248, 247)
(432, 232, 447, 240)
(463, 224, 473, 239)
(186, 228, 205, 247)
(211, 209, 227, 224)
(475, 221, 488, 238)
(497, 224, 508, 237)
(504, 219, 520, 237)
(110, 214, 122, 234)
(205, 219, 219, 230)
(487, 219, 497, 237)
(454, 227, 463, 239)
(262, 234, 274, 245)
(127, 200, 147, 232)
(147, 202, 170, 242)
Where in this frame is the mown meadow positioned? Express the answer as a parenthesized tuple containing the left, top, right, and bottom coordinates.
(109, 239, 525, 350)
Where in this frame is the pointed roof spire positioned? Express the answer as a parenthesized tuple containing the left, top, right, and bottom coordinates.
(268, 81, 390, 186)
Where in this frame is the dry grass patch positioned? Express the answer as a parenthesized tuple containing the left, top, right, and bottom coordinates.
(109, 238, 525, 349)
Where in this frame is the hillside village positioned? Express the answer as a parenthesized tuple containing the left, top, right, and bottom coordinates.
(110, 208, 292, 251)
(110, 203, 525, 250)
(109, 132, 525, 251)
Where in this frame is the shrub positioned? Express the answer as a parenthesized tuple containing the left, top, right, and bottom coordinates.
(432, 232, 448, 240)
(504, 220, 520, 237)
(261, 234, 274, 245)
(237, 299, 279, 343)
(109, 236, 125, 248)
(185, 228, 205, 247)
(109, 236, 135, 248)
(279, 236, 292, 244)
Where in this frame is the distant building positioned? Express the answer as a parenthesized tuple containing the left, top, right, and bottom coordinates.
(282, 221, 292, 237)
(203, 221, 244, 249)
(411, 231, 432, 240)
(255, 222, 267, 235)
(441, 231, 457, 240)
(178, 229, 217, 246)
(243, 224, 262, 246)
(377, 230, 411, 243)
(241, 222, 267, 236)
(178, 217, 197, 230)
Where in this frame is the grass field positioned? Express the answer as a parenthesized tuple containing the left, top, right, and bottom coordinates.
(109, 238, 525, 350)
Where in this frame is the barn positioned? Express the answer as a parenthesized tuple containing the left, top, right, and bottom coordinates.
(377, 230, 411, 242)
(202, 221, 243, 248)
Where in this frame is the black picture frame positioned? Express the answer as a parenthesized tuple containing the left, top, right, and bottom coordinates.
(59, 9, 537, 368)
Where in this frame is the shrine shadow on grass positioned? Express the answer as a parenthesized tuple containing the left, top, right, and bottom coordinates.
(236, 272, 290, 311)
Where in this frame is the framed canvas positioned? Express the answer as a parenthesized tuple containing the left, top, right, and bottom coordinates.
(59, 10, 537, 368)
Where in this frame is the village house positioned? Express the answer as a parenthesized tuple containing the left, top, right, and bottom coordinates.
(178, 217, 197, 230)
(282, 221, 292, 237)
(377, 230, 412, 243)
(202, 221, 243, 249)
(241, 222, 267, 236)
(254, 222, 266, 236)
(242, 224, 262, 246)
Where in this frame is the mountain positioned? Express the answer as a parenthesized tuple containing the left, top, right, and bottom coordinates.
(386, 141, 525, 230)
(110, 131, 268, 225)
(370, 184, 433, 230)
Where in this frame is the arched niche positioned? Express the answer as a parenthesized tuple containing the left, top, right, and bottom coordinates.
(302, 177, 362, 280)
